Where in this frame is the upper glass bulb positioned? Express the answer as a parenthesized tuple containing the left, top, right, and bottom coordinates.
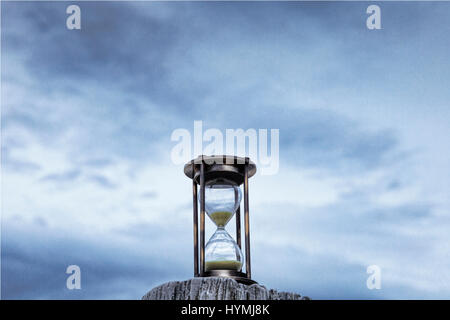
(201, 182, 242, 227)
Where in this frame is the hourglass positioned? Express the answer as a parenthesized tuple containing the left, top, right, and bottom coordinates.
(184, 155, 257, 284)
(203, 181, 243, 272)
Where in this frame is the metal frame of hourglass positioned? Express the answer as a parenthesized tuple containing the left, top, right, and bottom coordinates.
(184, 155, 257, 285)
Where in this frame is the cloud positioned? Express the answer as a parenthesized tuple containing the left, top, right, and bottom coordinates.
(86, 174, 116, 189)
(40, 169, 81, 183)
(1, 220, 189, 299)
(0, 1, 403, 174)
(2, 1, 450, 299)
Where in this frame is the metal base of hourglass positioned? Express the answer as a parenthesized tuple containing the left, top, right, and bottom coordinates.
(201, 270, 257, 285)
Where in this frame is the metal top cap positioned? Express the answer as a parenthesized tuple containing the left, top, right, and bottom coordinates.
(184, 155, 256, 185)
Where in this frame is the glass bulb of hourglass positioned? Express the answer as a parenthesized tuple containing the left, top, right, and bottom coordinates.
(200, 182, 244, 272)
(205, 228, 243, 271)
(204, 183, 241, 227)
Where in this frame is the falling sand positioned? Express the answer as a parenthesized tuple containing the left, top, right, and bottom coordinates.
(209, 211, 233, 227)
(205, 260, 242, 271)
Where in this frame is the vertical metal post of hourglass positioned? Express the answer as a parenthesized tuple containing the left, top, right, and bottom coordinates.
(236, 206, 241, 249)
(234, 179, 242, 250)
(199, 158, 206, 275)
(192, 179, 199, 277)
(243, 157, 251, 279)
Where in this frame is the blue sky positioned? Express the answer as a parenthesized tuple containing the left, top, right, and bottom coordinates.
(1, 1, 450, 299)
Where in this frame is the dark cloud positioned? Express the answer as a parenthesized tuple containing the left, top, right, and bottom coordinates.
(40, 169, 81, 183)
(87, 174, 116, 189)
(1, 1, 405, 173)
(250, 198, 444, 299)
(2, 158, 41, 173)
(2, 1, 450, 300)
(1, 222, 186, 299)
(252, 245, 384, 300)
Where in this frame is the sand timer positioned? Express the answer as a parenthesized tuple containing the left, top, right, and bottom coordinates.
(184, 155, 257, 284)
(203, 181, 243, 272)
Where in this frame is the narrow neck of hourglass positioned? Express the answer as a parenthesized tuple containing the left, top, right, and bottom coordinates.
(211, 226, 233, 240)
